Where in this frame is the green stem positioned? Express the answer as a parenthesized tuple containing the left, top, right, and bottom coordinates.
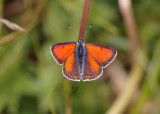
(64, 80, 72, 114)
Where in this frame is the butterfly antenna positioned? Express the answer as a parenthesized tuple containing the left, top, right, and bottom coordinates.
(67, 24, 78, 39)
(85, 24, 93, 37)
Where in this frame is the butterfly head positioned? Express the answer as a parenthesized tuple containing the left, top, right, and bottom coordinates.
(78, 38, 83, 42)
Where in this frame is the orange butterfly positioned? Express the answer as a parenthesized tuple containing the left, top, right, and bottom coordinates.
(50, 38, 117, 81)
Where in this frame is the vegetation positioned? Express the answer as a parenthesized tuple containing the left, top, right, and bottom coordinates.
(0, 0, 160, 114)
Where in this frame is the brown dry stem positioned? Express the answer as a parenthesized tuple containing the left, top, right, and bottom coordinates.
(106, 0, 144, 113)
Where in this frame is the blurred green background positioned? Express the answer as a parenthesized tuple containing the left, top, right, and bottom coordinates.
(0, 0, 160, 114)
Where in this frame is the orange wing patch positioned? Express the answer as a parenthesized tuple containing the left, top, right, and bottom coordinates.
(87, 55, 100, 74)
(82, 54, 102, 81)
(63, 53, 80, 81)
(51, 42, 80, 81)
(86, 43, 117, 68)
(64, 53, 74, 73)
(51, 42, 76, 64)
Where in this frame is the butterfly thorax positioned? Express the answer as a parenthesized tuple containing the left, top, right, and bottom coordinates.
(75, 42, 87, 75)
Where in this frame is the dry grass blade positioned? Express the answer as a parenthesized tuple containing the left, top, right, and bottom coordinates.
(0, 18, 26, 32)
(106, 0, 144, 113)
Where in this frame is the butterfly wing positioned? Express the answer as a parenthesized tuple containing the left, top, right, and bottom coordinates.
(50, 42, 76, 64)
(86, 42, 117, 68)
(82, 54, 102, 81)
(63, 53, 80, 81)
(82, 42, 117, 81)
(51, 42, 80, 81)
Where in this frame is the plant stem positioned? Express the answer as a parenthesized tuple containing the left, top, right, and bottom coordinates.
(79, 0, 90, 40)
(106, 0, 144, 113)
(118, 0, 139, 57)
(64, 80, 72, 114)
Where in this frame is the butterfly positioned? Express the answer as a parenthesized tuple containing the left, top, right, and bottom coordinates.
(50, 38, 117, 81)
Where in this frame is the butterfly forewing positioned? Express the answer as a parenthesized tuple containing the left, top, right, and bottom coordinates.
(51, 42, 81, 81)
(86, 42, 117, 68)
(51, 42, 76, 64)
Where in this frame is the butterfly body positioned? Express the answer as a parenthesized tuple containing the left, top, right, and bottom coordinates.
(51, 39, 117, 81)
(75, 40, 87, 75)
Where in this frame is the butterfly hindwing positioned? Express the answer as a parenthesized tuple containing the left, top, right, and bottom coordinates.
(50, 42, 76, 64)
(63, 53, 80, 81)
(86, 42, 117, 68)
(82, 54, 102, 81)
